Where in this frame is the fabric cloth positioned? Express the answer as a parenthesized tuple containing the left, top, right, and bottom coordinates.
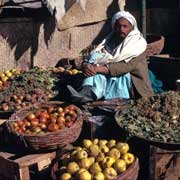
(83, 52, 131, 99)
(92, 11, 147, 65)
(111, 11, 138, 30)
(148, 70, 163, 94)
(108, 52, 154, 98)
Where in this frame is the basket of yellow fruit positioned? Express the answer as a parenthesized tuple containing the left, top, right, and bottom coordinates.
(6, 101, 84, 151)
(51, 139, 139, 180)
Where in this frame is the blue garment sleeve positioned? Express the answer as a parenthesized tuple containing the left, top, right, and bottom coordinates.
(88, 51, 104, 64)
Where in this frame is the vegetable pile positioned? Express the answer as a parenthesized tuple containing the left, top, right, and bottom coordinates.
(51, 67, 82, 75)
(0, 67, 58, 112)
(115, 91, 180, 143)
(11, 104, 79, 135)
(0, 68, 20, 92)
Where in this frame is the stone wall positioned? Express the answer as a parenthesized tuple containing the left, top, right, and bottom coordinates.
(0, 7, 179, 70)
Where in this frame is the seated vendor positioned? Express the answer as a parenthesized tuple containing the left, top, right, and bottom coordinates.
(67, 11, 154, 103)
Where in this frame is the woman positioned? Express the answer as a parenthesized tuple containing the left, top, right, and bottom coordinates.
(67, 11, 153, 103)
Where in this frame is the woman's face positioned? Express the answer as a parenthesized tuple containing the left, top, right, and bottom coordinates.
(116, 18, 133, 38)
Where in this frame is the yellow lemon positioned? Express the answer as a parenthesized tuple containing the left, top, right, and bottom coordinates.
(114, 159, 126, 173)
(67, 162, 80, 175)
(122, 153, 135, 165)
(116, 143, 129, 154)
(71, 69, 79, 75)
(61, 173, 71, 180)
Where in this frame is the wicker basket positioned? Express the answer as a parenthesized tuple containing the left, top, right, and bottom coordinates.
(6, 101, 84, 151)
(51, 157, 139, 180)
(146, 33, 165, 57)
(114, 158, 139, 180)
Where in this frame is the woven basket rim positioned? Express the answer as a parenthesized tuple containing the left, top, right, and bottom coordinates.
(146, 33, 165, 45)
(114, 157, 139, 179)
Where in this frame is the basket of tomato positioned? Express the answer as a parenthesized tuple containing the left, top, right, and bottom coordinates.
(6, 101, 84, 151)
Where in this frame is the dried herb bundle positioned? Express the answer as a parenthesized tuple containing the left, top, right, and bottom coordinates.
(115, 91, 180, 143)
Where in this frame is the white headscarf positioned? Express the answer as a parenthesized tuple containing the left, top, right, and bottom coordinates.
(93, 11, 147, 64)
(111, 11, 138, 30)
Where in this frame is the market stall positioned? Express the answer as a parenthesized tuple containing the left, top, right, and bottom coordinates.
(0, 1, 180, 180)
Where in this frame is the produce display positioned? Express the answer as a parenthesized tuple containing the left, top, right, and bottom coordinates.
(0, 68, 21, 92)
(51, 67, 82, 75)
(11, 104, 79, 135)
(0, 67, 58, 112)
(115, 91, 180, 143)
(55, 139, 135, 180)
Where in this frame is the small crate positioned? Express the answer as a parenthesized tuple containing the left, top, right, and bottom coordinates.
(0, 151, 56, 180)
(149, 145, 180, 180)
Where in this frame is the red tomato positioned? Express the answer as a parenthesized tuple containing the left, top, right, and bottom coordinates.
(68, 104, 78, 112)
(16, 120, 24, 127)
(24, 121, 31, 127)
(39, 111, 50, 119)
(67, 104, 76, 111)
(20, 124, 26, 132)
(63, 107, 70, 114)
(50, 117, 57, 124)
(57, 116, 65, 123)
(57, 107, 63, 113)
(32, 127, 41, 133)
(27, 112, 36, 121)
(48, 123, 59, 132)
(59, 112, 65, 117)
(58, 122, 65, 129)
(39, 117, 47, 124)
(39, 123, 47, 130)
(68, 110, 78, 118)
(50, 113, 57, 119)
(31, 118, 39, 127)
(52, 112, 59, 118)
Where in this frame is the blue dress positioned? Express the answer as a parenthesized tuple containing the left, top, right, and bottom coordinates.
(82, 51, 131, 100)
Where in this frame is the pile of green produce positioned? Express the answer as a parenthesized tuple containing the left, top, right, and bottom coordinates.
(0, 67, 58, 112)
(115, 91, 180, 143)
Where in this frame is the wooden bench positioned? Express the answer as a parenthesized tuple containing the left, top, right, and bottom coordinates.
(0, 151, 56, 180)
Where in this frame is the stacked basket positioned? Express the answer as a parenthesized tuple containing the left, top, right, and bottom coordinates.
(146, 34, 165, 57)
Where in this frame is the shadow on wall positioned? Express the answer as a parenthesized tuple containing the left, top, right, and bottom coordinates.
(91, 0, 120, 45)
(0, 16, 56, 67)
